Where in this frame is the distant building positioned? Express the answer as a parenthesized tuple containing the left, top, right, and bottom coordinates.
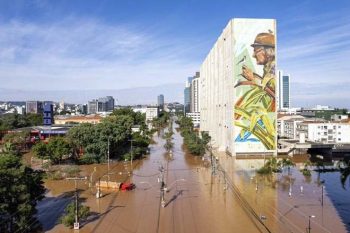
(26, 101, 43, 114)
(184, 76, 193, 114)
(296, 122, 350, 143)
(146, 107, 159, 122)
(15, 106, 25, 115)
(157, 95, 164, 109)
(88, 100, 98, 114)
(97, 96, 115, 112)
(277, 115, 305, 139)
(190, 72, 200, 113)
(278, 70, 290, 110)
(331, 114, 349, 121)
(186, 112, 200, 128)
(54, 115, 102, 125)
(43, 102, 54, 126)
(86, 96, 115, 114)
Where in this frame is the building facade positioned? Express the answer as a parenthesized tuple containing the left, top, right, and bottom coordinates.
(146, 107, 159, 122)
(97, 96, 115, 112)
(88, 100, 98, 114)
(26, 101, 43, 114)
(190, 72, 200, 113)
(43, 102, 54, 126)
(296, 122, 350, 143)
(200, 18, 277, 155)
(54, 115, 102, 125)
(186, 112, 200, 128)
(157, 94, 164, 109)
(278, 70, 290, 110)
(184, 77, 192, 114)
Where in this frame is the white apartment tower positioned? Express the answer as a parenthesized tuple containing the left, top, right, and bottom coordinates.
(190, 72, 200, 113)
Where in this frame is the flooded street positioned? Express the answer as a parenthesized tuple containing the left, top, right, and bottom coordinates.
(38, 123, 348, 233)
(40, 124, 261, 233)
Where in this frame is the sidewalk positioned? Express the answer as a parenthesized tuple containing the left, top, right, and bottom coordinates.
(212, 151, 347, 233)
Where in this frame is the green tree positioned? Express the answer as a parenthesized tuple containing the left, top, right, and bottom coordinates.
(47, 137, 72, 163)
(32, 141, 50, 160)
(60, 201, 90, 228)
(0, 153, 45, 232)
(67, 115, 134, 163)
(2, 130, 30, 153)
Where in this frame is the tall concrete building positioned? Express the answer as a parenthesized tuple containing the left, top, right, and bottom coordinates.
(200, 18, 277, 156)
(277, 70, 290, 110)
(88, 96, 114, 114)
(97, 96, 115, 112)
(88, 100, 98, 114)
(184, 77, 193, 113)
(190, 72, 200, 113)
(157, 94, 164, 109)
(26, 101, 43, 114)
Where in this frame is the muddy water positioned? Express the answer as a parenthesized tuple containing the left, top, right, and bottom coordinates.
(219, 156, 348, 233)
(40, 125, 262, 233)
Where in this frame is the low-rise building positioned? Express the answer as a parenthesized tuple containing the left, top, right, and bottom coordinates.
(296, 122, 350, 143)
(277, 115, 305, 138)
(54, 115, 102, 125)
(186, 112, 200, 128)
(146, 107, 159, 122)
(331, 114, 349, 121)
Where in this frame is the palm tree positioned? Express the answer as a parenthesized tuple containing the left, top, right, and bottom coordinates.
(281, 158, 296, 175)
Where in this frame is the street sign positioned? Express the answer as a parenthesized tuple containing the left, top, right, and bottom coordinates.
(74, 222, 80, 230)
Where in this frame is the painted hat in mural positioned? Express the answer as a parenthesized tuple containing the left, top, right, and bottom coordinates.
(251, 33, 275, 48)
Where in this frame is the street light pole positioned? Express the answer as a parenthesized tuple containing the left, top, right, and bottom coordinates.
(66, 176, 87, 230)
(159, 164, 166, 207)
(308, 215, 315, 233)
(129, 139, 134, 167)
(107, 137, 110, 186)
(321, 185, 324, 206)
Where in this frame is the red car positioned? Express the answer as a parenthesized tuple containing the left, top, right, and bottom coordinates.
(120, 182, 136, 191)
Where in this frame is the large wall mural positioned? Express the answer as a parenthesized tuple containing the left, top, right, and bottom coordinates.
(234, 20, 276, 153)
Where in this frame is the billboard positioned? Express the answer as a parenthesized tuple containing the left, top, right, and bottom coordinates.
(233, 19, 277, 153)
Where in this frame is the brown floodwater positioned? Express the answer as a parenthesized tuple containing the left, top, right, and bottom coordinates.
(39, 125, 262, 233)
(36, 123, 347, 233)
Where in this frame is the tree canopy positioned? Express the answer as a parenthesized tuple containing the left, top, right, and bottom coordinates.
(0, 153, 45, 232)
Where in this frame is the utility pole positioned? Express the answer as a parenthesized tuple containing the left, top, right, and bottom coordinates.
(66, 177, 87, 230)
(129, 139, 135, 167)
(321, 185, 324, 206)
(159, 164, 166, 207)
(107, 137, 110, 187)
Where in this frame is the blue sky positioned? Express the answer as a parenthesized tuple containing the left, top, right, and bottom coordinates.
(0, 0, 350, 107)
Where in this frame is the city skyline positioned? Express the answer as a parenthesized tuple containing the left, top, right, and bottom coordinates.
(0, 1, 349, 107)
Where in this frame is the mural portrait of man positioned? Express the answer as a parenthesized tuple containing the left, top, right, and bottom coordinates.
(234, 30, 276, 150)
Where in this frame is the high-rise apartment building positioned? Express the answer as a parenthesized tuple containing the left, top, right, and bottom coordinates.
(88, 100, 98, 114)
(26, 101, 43, 114)
(190, 72, 200, 113)
(97, 96, 115, 112)
(277, 70, 290, 110)
(184, 77, 193, 113)
(87, 96, 115, 114)
(200, 18, 277, 156)
(157, 94, 164, 109)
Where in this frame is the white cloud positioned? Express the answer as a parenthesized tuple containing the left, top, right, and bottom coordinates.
(0, 17, 201, 90)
